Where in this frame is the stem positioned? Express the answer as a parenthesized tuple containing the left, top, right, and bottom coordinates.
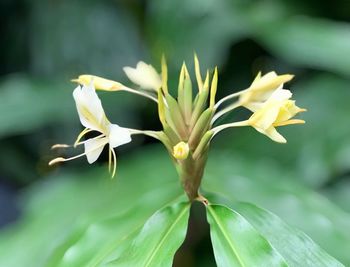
(214, 88, 249, 109)
(211, 120, 249, 137)
(121, 86, 158, 103)
(211, 101, 241, 125)
(128, 129, 162, 140)
(177, 151, 208, 202)
(128, 129, 172, 152)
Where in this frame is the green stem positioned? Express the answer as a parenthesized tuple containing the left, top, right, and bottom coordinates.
(177, 152, 208, 202)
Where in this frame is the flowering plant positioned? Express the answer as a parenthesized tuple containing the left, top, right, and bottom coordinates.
(46, 56, 349, 267)
(50, 55, 305, 202)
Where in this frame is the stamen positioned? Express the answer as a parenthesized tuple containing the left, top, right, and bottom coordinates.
(49, 139, 107, 166)
(211, 120, 249, 137)
(52, 133, 105, 151)
(108, 147, 112, 172)
(48, 157, 66, 165)
(110, 148, 117, 178)
(211, 101, 241, 125)
(121, 86, 158, 103)
(74, 133, 105, 147)
(74, 128, 93, 147)
(48, 152, 86, 165)
(214, 88, 249, 109)
(51, 144, 71, 149)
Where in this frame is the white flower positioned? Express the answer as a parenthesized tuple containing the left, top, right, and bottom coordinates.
(123, 61, 162, 91)
(50, 83, 131, 177)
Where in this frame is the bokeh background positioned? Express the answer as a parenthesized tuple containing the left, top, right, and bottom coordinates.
(1, 0, 350, 266)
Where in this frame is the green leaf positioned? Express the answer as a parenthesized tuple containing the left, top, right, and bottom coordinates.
(0, 75, 75, 137)
(0, 148, 183, 267)
(147, 0, 247, 72)
(203, 152, 350, 264)
(232, 202, 345, 267)
(46, 191, 185, 267)
(207, 204, 287, 267)
(253, 16, 350, 77)
(106, 202, 190, 267)
(1, 146, 349, 266)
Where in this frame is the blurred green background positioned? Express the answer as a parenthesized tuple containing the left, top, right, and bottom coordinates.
(1, 0, 350, 266)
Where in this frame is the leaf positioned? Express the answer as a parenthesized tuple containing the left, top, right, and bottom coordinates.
(30, 1, 142, 78)
(147, 0, 247, 73)
(207, 204, 287, 267)
(106, 202, 190, 267)
(203, 152, 350, 265)
(1, 147, 349, 266)
(253, 16, 350, 77)
(0, 75, 75, 137)
(0, 147, 183, 267)
(232, 202, 345, 267)
(46, 190, 185, 267)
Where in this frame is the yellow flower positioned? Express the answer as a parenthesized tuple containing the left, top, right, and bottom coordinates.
(72, 75, 123, 91)
(123, 61, 162, 92)
(239, 72, 294, 112)
(248, 89, 306, 143)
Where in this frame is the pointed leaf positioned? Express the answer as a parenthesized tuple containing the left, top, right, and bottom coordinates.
(203, 149, 350, 264)
(207, 204, 287, 267)
(233, 202, 345, 267)
(106, 202, 190, 267)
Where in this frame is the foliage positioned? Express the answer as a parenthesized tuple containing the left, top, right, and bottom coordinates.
(0, 147, 348, 266)
(1, 0, 350, 266)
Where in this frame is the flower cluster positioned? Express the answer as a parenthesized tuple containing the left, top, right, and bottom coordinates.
(50, 55, 305, 201)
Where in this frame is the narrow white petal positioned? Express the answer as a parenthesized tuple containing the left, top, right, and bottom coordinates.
(84, 137, 108, 164)
(108, 124, 132, 148)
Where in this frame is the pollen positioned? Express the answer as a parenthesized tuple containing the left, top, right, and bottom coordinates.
(48, 157, 66, 166)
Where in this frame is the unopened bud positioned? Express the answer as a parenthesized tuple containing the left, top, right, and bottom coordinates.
(72, 75, 123, 91)
(173, 142, 190, 160)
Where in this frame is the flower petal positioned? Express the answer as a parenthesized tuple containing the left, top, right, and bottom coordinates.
(269, 88, 292, 102)
(84, 137, 108, 164)
(108, 124, 132, 148)
(265, 126, 287, 143)
(73, 84, 107, 132)
(251, 72, 293, 92)
(249, 102, 282, 130)
(254, 126, 287, 143)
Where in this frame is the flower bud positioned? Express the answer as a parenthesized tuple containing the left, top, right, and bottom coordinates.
(72, 75, 123, 91)
(123, 61, 161, 91)
(173, 142, 190, 160)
